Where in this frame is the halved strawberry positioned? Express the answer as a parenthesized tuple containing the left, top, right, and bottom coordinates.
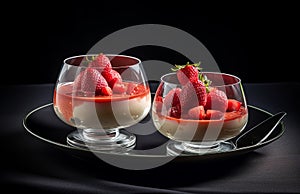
(205, 88, 228, 112)
(168, 105, 181, 118)
(112, 82, 126, 94)
(224, 107, 246, 120)
(205, 109, 224, 120)
(101, 69, 122, 88)
(227, 99, 242, 111)
(125, 82, 147, 95)
(163, 88, 181, 110)
(88, 53, 112, 71)
(188, 105, 206, 119)
(126, 82, 137, 95)
(156, 96, 163, 103)
(132, 84, 147, 95)
(180, 79, 207, 111)
(100, 86, 113, 96)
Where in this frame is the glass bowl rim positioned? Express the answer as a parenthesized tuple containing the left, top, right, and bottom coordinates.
(160, 72, 242, 87)
(63, 54, 141, 69)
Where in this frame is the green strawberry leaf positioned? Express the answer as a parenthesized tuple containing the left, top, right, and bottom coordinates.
(199, 73, 212, 93)
(171, 62, 202, 71)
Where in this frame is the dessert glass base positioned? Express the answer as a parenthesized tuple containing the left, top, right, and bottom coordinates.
(67, 128, 136, 152)
(166, 141, 236, 156)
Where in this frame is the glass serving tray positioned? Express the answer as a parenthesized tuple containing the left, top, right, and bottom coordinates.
(23, 101, 284, 162)
(22, 81, 285, 169)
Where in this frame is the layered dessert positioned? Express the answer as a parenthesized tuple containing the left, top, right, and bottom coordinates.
(53, 53, 151, 130)
(152, 63, 248, 142)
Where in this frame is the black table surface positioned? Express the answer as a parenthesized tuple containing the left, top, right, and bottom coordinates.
(1, 82, 300, 193)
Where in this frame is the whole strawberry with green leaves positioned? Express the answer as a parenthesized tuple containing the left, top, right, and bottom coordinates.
(169, 62, 233, 120)
(172, 62, 211, 112)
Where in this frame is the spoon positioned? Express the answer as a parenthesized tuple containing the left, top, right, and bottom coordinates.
(234, 112, 287, 148)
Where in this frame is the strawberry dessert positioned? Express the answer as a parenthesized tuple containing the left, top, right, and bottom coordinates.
(53, 54, 151, 130)
(152, 63, 248, 143)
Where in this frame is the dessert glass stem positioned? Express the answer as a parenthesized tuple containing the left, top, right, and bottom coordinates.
(67, 128, 136, 151)
(167, 141, 236, 156)
(182, 142, 219, 152)
(82, 128, 120, 142)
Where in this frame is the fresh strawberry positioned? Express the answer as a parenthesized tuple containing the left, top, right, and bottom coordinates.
(224, 111, 240, 120)
(112, 82, 127, 94)
(88, 53, 112, 71)
(155, 84, 164, 97)
(180, 79, 207, 111)
(205, 88, 228, 112)
(156, 96, 163, 103)
(126, 82, 137, 95)
(224, 107, 246, 120)
(155, 103, 163, 114)
(168, 105, 181, 118)
(153, 96, 163, 113)
(227, 99, 242, 111)
(131, 84, 147, 95)
(172, 63, 200, 85)
(188, 105, 206, 119)
(81, 68, 108, 92)
(74, 68, 111, 96)
(126, 82, 146, 95)
(73, 70, 85, 90)
(205, 109, 224, 120)
(101, 69, 122, 88)
(163, 88, 181, 110)
(100, 86, 113, 96)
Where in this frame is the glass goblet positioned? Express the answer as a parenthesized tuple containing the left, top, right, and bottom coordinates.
(152, 72, 248, 155)
(53, 54, 151, 151)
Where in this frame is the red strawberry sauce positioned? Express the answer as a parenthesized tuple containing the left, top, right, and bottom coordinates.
(152, 104, 248, 142)
(54, 82, 151, 128)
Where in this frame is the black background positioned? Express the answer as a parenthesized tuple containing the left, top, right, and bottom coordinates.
(3, 2, 299, 85)
(1, 3, 300, 193)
